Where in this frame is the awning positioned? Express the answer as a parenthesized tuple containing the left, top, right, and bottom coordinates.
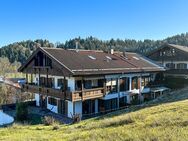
(151, 87, 170, 93)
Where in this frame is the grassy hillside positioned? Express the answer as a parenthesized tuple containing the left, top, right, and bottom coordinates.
(0, 88, 188, 141)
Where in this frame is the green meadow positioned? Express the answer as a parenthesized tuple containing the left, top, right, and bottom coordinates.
(0, 88, 188, 141)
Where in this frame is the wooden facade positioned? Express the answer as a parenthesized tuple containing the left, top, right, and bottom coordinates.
(148, 44, 188, 75)
(148, 44, 188, 63)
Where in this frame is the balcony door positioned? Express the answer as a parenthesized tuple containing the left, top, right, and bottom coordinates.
(82, 100, 95, 115)
(58, 100, 66, 115)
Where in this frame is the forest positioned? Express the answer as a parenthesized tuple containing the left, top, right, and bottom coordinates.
(1, 33, 188, 64)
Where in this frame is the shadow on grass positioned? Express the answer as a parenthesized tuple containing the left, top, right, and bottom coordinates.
(28, 114, 43, 125)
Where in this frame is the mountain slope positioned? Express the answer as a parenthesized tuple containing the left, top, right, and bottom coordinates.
(0, 88, 188, 141)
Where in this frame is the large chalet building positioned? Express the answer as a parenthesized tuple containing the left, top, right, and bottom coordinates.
(19, 47, 164, 118)
(147, 44, 188, 76)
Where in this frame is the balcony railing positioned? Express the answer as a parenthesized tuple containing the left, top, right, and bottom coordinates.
(72, 87, 105, 101)
(22, 84, 67, 100)
(22, 84, 105, 102)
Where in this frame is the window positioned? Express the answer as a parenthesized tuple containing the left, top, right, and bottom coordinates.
(76, 79, 103, 90)
(98, 79, 104, 87)
(85, 79, 104, 89)
(106, 78, 117, 94)
(120, 77, 129, 92)
(75, 80, 82, 90)
(166, 63, 175, 69)
(45, 56, 52, 67)
(39, 77, 46, 86)
(84, 80, 92, 89)
(35, 52, 44, 66)
(119, 96, 127, 107)
(46, 77, 54, 88)
(104, 98, 117, 111)
(132, 77, 139, 89)
(48, 97, 57, 106)
(141, 76, 150, 87)
(177, 63, 187, 69)
(57, 79, 64, 89)
(91, 79, 98, 88)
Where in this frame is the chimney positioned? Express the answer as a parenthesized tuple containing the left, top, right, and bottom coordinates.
(123, 51, 126, 57)
(110, 49, 114, 54)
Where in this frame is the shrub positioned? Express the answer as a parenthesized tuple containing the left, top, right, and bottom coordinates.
(16, 102, 28, 121)
(52, 125, 60, 130)
(42, 116, 55, 126)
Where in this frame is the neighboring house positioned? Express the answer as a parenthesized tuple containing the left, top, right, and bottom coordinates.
(147, 44, 188, 76)
(18, 47, 164, 118)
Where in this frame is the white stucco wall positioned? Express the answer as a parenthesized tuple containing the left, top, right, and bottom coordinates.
(75, 101, 82, 117)
(102, 93, 119, 100)
(35, 93, 40, 106)
(126, 95, 131, 104)
(67, 100, 73, 118)
(67, 77, 75, 91)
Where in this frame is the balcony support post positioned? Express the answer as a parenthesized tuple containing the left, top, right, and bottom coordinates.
(63, 76, 66, 91)
(117, 77, 120, 109)
(103, 78, 106, 95)
(38, 68, 41, 86)
(26, 72, 28, 84)
(129, 77, 132, 91)
(46, 68, 49, 87)
(81, 77, 84, 100)
(31, 73, 33, 84)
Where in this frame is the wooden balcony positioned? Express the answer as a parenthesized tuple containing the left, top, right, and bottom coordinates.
(22, 84, 67, 100)
(22, 84, 105, 102)
(71, 87, 105, 101)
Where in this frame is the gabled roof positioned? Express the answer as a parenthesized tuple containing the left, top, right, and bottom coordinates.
(19, 47, 165, 76)
(168, 44, 188, 53)
(147, 43, 188, 56)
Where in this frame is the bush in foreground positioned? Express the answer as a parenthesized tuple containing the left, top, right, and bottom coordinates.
(16, 102, 28, 121)
(42, 116, 55, 126)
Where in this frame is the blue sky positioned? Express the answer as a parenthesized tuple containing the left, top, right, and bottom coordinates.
(0, 0, 188, 46)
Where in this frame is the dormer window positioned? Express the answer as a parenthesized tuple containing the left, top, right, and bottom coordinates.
(132, 56, 140, 60)
(88, 55, 96, 60)
(106, 56, 112, 60)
